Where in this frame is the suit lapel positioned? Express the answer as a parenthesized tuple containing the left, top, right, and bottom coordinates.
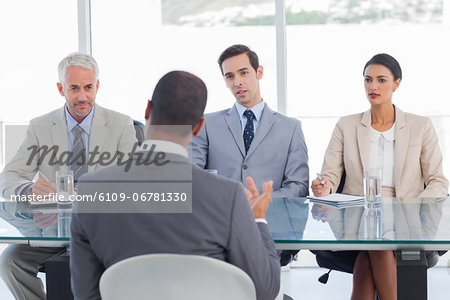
(394, 106, 408, 189)
(49, 107, 69, 171)
(88, 104, 108, 172)
(357, 110, 371, 171)
(225, 106, 245, 157)
(246, 105, 275, 157)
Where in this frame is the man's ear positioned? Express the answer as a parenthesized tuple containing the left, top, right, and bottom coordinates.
(145, 100, 152, 121)
(96, 79, 100, 91)
(256, 65, 264, 80)
(192, 118, 205, 137)
(57, 82, 64, 96)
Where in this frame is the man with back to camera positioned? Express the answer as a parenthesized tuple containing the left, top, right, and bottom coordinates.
(70, 70, 281, 300)
(191, 44, 309, 264)
(0, 52, 137, 300)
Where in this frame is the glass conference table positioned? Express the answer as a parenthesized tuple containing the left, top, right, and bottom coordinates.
(1, 196, 449, 300)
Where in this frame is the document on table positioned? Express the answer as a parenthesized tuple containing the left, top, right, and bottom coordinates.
(307, 193, 364, 208)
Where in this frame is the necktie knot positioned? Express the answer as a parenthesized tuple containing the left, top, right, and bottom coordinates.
(73, 124, 84, 137)
(244, 110, 255, 121)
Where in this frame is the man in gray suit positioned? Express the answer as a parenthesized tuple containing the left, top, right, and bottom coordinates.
(191, 44, 309, 199)
(70, 71, 281, 300)
(191, 45, 309, 265)
(0, 52, 137, 300)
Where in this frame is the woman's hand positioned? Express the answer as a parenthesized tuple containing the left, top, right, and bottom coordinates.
(311, 176, 331, 197)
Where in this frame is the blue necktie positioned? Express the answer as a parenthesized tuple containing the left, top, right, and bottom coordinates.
(243, 110, 255, 154)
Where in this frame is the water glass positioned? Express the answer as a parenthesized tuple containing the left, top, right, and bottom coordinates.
(364, 168, 382, 210)
(364, 208, 382, 240)
(57, 205, 72, 238)
(56, 170, 74, 205)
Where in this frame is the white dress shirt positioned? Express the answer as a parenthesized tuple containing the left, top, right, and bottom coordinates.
(369, 124, 395, 187)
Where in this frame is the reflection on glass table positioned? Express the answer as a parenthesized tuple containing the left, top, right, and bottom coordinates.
(0, 199, 71, 246)
(268, 197, 448, 250)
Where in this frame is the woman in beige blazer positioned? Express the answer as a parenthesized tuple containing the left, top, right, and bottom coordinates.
(311, 53, 448, 300)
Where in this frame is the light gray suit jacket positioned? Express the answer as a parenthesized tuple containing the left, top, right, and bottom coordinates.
(191, 104, 309, 198)
(0, 104, 138, 199)
(70, 151, 280, 300)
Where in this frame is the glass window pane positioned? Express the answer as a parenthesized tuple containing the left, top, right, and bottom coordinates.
(0, 1, 78, 123)
(91, 0, 276, 119)
(286, 0, 450, 182)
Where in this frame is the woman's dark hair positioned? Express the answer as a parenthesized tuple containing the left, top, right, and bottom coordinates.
(363, 53, 402, 81)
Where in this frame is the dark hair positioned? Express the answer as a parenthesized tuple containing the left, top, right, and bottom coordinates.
(363, 53, 402, 81)
(218, 44, 259, 75)
(150, 71, 207, 136)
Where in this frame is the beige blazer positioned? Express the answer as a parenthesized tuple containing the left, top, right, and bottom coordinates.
(0, 104, 138, 199)
(321, 106, 448, 198)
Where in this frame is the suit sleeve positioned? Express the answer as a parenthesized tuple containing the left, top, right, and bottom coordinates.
(227, 186, 280, 300)
(0, 121, 39, 199)
(272, 120, 309, 198)
(116, 117, 139, 156)
(320, 119, 346, 193)
(70, 211, 104, 300)
(190, 122, 208, 169)
(417, 118, 449, 197)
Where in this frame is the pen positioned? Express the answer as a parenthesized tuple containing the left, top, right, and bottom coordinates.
(39, 171, 50, 182)
(316, 173, 328, 188)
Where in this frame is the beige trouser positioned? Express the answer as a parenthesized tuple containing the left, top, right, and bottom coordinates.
(0, 244, 64, 300)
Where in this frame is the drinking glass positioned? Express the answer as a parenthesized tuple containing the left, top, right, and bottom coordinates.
(364, 168, 382, 210)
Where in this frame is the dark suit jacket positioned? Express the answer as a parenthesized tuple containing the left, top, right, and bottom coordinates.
(70, 148, 280, 300)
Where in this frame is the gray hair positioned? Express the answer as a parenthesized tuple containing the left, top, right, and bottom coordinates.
(58, 52, 99, 86)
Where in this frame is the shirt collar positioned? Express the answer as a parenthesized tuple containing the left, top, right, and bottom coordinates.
(370, 123, 396, 142)
(234, 100, 265, 121)
(138, 139, 188, 158)
(65, 104, 95, 134)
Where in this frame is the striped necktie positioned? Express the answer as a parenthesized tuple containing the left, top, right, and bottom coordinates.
(71, 125, 88, 182)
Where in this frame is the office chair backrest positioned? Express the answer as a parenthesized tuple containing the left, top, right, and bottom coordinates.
(99, 253, 257, 300)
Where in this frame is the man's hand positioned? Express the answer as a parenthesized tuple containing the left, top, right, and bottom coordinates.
(31, 179, 57, 198)
(33, 213, 58, 229)
(244, 176, 273, 219)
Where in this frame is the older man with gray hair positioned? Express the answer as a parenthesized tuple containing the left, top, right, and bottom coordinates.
(0, 52, 137, 299)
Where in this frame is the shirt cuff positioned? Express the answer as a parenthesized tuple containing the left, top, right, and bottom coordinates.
(16, 182, 33, 196)
(255, 218, 267, 224)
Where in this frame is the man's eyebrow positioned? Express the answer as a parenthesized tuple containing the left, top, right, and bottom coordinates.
(224, 67, 250, 77)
